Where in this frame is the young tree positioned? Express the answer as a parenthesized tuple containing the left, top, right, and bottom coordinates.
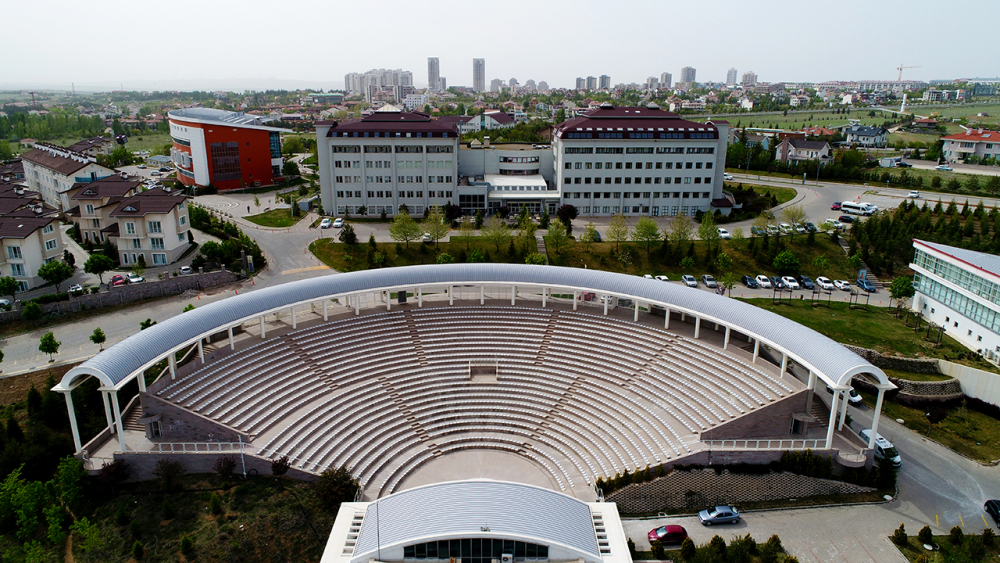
(581, 222, 600, 243)
(555, 204, 579, 236)
(719, 272, 739, 296)
(606, 214, 630, 251)
(38, 261, 74, 293)
(847, 253, 864, 278)
(458, 217, 476, 248)
(716, 252, 732, 272)
(388, 210, 422, 248)
(668, 214, 694, 250)
(0, 276, 17, 304)
(888, 275, 916, 309)
(423, 206, 450, 246)
(84, 254, 115, 287)
(697, 212, 721, 254)
(772, 250, 800, 274)
(630, 217, 662, 255)
(518, 212, 537, 244)
(731, 226, 746, 250)
(339, 223, 358, 244)
(525, 253, 546, 265)
(480, 215, 513, 252)
(752, 213, 771, 236)
(812, 254, 830, 276)
(435, 253, 455, 264)
(544, 218, 569, 255)
(781, 204, 808, 240)
(679, 256, 695, 272)
(90, 327, 107, 351)
(39, 331, 61, 362)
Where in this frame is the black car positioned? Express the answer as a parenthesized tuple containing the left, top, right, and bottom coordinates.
(741, 275, 759, 289)
(838, 215, 855, 224)
(804, 222, 818, 233)
(986, 500, 1000, 525)
(797, 275, 815, 290)
(896, 161, 913, 168)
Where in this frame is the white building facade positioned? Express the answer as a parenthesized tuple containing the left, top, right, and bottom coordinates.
(21, 143, 114, 211)
(911, 239, 1000, 361)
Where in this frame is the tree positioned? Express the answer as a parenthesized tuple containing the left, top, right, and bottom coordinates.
(716, 252, 732, 272)
(630, 217, 662, 255)
(84, 254, 115, 287)
(668, 214, 694, 251)
(423, 206, 450, 246)
(70, 518, 104, 554)
(752, 213, 771, 236)
(606, 214, 629, 251)
(389, 210, 422, 248)
(282, 160, 300, 177)
(848, 253, 864, 278)
(37, 261, 73, 293)
(0, 276, 17, 305)
(719, 272, 739, 296)
(315, 465, 360, 512)
(544, 218, 569, 255)
(22, 301, 42, 320)
(581, 222, 600, 243)
(888, 276, 916, 309)
(481, 215, 512, 252)
(63, 249, 75, 268)
(679, 256, 695, 271)
(525, 253, 546, 265)
(781, 204, 808, 240)
(698, 212, 720, 254)
(812, 254, 830, 276)
(90, 328, 106, 351)
(730, 226, 746, 250)
(212, 456, 237, 477)
(182, 303, 196, 313)
(772, 250, 800, 274)
(436, 253, 455, 264)
(339, 223, 358, 244)
(556, 204, 579, 236)
(39, 332, 61, 362)
(272, 455, 291, 476)
(518, 212, 537, 243)
(458, 217, 476, 248)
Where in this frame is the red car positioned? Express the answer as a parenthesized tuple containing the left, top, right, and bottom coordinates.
(110, 275, 126, 287)
(831, 201, 841, 210)
(648, 524, 688, 545)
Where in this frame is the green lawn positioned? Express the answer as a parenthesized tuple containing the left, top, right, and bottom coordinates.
(310, 235, 537, 272)
(881, 368, 954, 383)
(692, 109, 893, 131)
(747, 184, 797, 205)
(245, 208, 304, 228)
(912, 102, 1000, 128)
(895, 532, 1000, 562)
(726, 166, 993, 197)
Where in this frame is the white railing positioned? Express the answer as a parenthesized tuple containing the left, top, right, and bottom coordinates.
(139, 442, 253, 454)
(703, 439, 828, 451)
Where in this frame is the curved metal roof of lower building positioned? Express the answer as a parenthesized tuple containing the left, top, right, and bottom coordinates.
(58, 263, 889, 390)
(352, 480, 601, 563)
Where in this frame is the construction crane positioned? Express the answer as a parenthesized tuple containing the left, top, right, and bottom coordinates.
(28, 91, 38, 109)
(897, 64, 920, 82)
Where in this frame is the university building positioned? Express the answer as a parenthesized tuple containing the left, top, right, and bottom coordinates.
(911, 239, 1000, 361)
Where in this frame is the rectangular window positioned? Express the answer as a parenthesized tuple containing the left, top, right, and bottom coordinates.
(45, 239, 57, 251)
(10, 264, 24, 277)
(209, 141, 241, 181)
(6, 246, 21, 260)
(152, 253, 167, 265)
(85, 204, 95, 215)
(147, 221, 162, 234)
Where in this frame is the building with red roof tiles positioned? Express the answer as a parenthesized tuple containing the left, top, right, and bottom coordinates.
(941, 128, 1000, 163)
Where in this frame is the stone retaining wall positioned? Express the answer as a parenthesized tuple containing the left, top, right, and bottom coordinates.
(843, 344, 941, 374)
(606, 469, 876, 514)
(116, 451, 318, 483)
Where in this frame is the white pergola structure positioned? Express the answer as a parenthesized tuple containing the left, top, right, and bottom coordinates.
(53, 264, 895, 456)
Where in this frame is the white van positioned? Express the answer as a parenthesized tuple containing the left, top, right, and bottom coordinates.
(840, 201, 876, 216)
(859, 429, 901, 467)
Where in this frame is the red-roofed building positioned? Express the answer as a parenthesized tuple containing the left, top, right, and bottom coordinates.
(942, 128, 1000, 163)
(800, 126, 837, 137)
(20, 143, 115, 210)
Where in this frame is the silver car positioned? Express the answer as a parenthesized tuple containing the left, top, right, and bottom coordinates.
(698, 505, 740, 526)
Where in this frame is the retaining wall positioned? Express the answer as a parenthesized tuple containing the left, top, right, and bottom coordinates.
(606, 468, 876, 514)
(115, 451, 318, 482)
(843, 344, 941, 374)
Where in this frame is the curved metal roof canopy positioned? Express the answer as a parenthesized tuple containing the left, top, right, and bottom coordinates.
(57, 263, 889, 391)
(352, 480, 601, 563)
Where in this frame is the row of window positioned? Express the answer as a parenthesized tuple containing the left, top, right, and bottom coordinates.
(332, 132, 453, 138)
(335, 191, 453, 199)
(913, 249, 1000, 306)
(565, 191, 712, 200)
(916, 273, 1000, 333)
(336, 205, 405, 215)
(335, 160, 452, 169)
(566, 176, 713, 185)
(499, 169, 541, 176)
(562, 131, 716, 140)
(122, 252, 168, 266)
(499, 156, 540, 163)
(334, 175, 454, 185)
(574, 205, 702, 216)
(566, 161, 713, 170)
(403, 539, 548, 561)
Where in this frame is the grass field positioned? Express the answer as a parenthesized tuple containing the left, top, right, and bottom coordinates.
(310, 236, 537, 272)
(245, 208, 305, 228)
(726, 165, 994, 196)
(750, 184, 797, 205)
(910, 102, 1000, 128)
(692, 109, 893, 131)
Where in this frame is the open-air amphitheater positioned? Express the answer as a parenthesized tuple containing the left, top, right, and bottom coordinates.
(54, 264, 895, 501)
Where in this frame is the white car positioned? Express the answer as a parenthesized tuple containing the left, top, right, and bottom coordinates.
(319, 218, 332, 229)
(781, 276, 800, 290)
(599, 294, 613, 304)
(723, 172, 734, 181)
(333, 218, 344, 228)
(766, 225, 780, 236)
(755, 275, 772, 289)
(654, 275, 669, 282)
(179, 266, 193, 275)
(127, 274, 144, 284)
(834, 280, 852, 291)
(422, 233, 432, 242)
(681, 275, 698, 288)
(779, 222, 793, 234)
(823, 219, 843, 230)
(794, 224, 807, 234)
(0, 299, 9, 307)
(816, 276, 835, 290)
(935, 164, 954, 171)
(908, 191, 920, 198)
(68, 284, 83, 293)
(643, 274, 653, 279)
(137, 164, 147, 169)
(717, 228, 731, 239)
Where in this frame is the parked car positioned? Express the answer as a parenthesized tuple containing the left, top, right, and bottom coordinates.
(804, 222, 818, 233)
(833, 279, 852, 291)
(907, 190, 920, 198)
(827, 385, 864, 406)
(751, 226, 765, 236)
(648, 524, 689, 545)
(823, 219, 843, 230)
(717, 228, 731, 240)
(110, 275, 125, 287)
(796, 275, 815, 290)
(179, 266, 193, 275)
(755, 275, 772, 288)
(591, 231, 603, 242)
(702, 274, 718, 288)
(150, 171, 162, 176)
(935, 164, 954, 171)
(778, 222, 793, 234)
(741, 275, 759, 288)
(768, 276, 786, 289)
(838, 215, 855, 224)
(815, 276, 835, 290)
(654, 275, 669, 282)
(766, 225, 780, 236)
(578, 292, 596, 301)
(643, 274, 653, 279)
(0, 299, 9, 307)
(699, 505, 740, 526)
(127, 274, 145, 284)
(723, 172, 734, 181)
(859, 429, 902, 467)
(137, 164, 147, 169)
(68, 284, 83, 293)
(896, 161, 913, 168)
(793, 223, 807, 234)
(158, 166, 172, 172)
(681, 275, 698, 288)
(985, 500, 1000, 526)
(831, 201, 841, 210)
(320, 218, 332, 229)
(423, 233, 432, 242)
(333, 218, 344, 228)
(780, 276, 800, 290)
(857, 278, 878, 292)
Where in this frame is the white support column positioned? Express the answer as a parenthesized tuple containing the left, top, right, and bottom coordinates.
(837, 387, 850, 431)
(102, 391, 114, 433)
(168, 354, 176, 380)
(355, 295, 360, 315)
(387, 292, 391, 311)
(291, 306, 297, 328)
(480, 285, 485, 305)
(681, 312, 686, 322)
(449, 286, 454, 305)
(137, 372, 146, 393)
(694, 316, 701, 339)
(664, 308, 670, 329)
(752, 339, 760, 363)
(869, 387, 887, 448)
(111, 391, 128, 452)
(542, 288, 547, 308)
(604, 296, 609, 316)
(634, 301, 639, 322)
(805, 370, 816, 412)
(573, 291, 578, 310)
(64, 391, 82, 454)
(198, 339, 204, 363)
(418, 287, 423, 307)
(228, 327, 235, 350)
(780, 353, 788, 375)
(260, 316, 267, 338)
(825, 390, 840, 449)
(511, 285, 516, 306)
(323, 300, 328, 321)
(724, 326, 731, 349)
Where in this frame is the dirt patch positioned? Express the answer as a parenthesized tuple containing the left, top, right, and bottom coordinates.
(0, 363, 79, 406)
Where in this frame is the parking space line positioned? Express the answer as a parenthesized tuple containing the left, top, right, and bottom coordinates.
(960, 515, 965, 527)
(854, 537, 877, 562)
(984, 515, 989, 526)
(936, 515, 939, 526)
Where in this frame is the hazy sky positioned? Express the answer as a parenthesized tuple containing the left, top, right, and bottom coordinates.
(6, 0, 998, 92)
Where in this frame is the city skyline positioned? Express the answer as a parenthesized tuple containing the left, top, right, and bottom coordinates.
(5, 0, 999, 92)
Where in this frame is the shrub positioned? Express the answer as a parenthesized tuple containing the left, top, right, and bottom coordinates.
(316, 465, 360, 512)
(967, 535, 986, 561)
(115, 505, 129, 526)
(209, 493, 223, 515)
(918, 525, 933, 545)
(650, 540, 664, 560)
(162, 499, 177, 520)
(982, 527, 995, 547)
(130, 520, 142, 538)
(709, 535, 726, 556)
(213, 456, 237, 477)
(891, 523, 907, 546)
(950, 525, 964, 545)
(626, 538, 635, 559)
(132, 540, 145, 559)
(21, 301, 42, 320)
(153, 459, 185, 490)
(679, 537, 696, 561)
(180, 534, 194, 555)
(914, 555, 929, 563)
(272, 455, 290, 476)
